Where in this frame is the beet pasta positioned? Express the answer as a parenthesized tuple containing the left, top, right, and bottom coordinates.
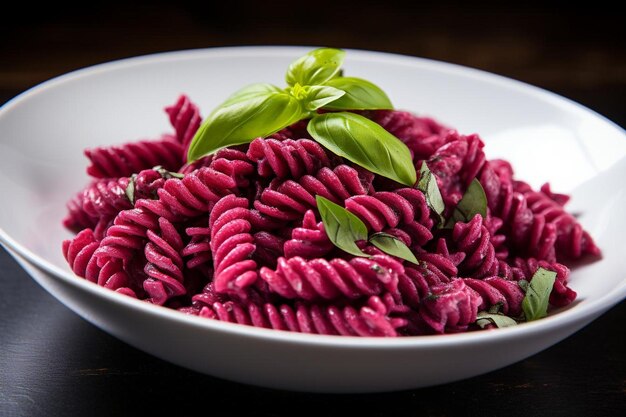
(62, 93, 601, 336)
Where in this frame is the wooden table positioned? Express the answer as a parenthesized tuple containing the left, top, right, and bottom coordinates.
(1, 3, 624, 416)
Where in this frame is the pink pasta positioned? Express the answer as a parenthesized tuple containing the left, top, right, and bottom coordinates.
(185, 292, 407, 337)
(283, 210, 334, 259)
(259, 252, 403, 301)
(62, 94, 601, 337)
(85, 135, 184, 178)
(247, 137, 331, 179)
(143, 217, 187, 305)
(345, 188, 434, 246)
(165, 94, 202, 150)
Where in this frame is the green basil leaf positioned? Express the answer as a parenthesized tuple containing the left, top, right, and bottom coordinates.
(307, 112, 416, 186)
(488, 302, 504, 314)
(323, 77, 393, 110)
(125, 174, 136, 205)
(369, 232, 419, 265)
(518, 280, 529, 292)
(153, 166, 185, 180)
(476, 312, 518, 329)
(187, 91, 304, 162)
(445, 178, 487, 227)
(221, 83, 283, 107)
(522, 267, 557, 321)
(316, 195, 368, 257)
(417, 162, 445, 226)
(286, 48, 346, 86)
(302, 85, 345, 111)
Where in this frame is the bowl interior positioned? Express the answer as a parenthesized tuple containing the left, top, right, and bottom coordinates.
(1, 46, 625, 327)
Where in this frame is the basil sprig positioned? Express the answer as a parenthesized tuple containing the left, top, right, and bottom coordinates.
(316, 196, 418, 264)
(307, 112, 416, 186)
(187, 47, 408, 185)
(187, 89, 305, 159)
(522, 267, 557, 321)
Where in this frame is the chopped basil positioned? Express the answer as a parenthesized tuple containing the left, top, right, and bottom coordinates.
(522, 268, 557, 321)
(316, 195, 368, 257)
(369, 232, 419, 265)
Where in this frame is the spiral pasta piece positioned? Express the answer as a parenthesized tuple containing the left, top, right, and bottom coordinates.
(209, 195, 258, 294)
(259, 252, 403, 301)
(463, 277, 525, 316)
(182, 222, 212, 270)
(396, 265, 446, 309)
(64, 169, 167, 235)
(142, 217, 186, 305)
(418, 279, 482, 334)
(187, 294, 407, 337)
(247, 137, 331, 179)
(283, 210, 334, 259)
(62, 229, 137, 296)
(254, 164, 371, 222)
(63, 189, 99, 232)
(517, 183, 600, 260)
(85, 135, 184, 178)
(164, 94, 202, 150)
(427, 132, 486, 209)
(345, 188, 434, 246)
(452, 214, 499, 278)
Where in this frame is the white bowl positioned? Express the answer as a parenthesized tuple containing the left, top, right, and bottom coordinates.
(0, 47, 624, 393)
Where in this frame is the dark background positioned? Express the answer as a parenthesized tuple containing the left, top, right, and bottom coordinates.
(1, 2, 624, 416)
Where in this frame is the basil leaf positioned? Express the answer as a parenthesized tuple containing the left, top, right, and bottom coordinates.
(307, 112, 416, 186)
(302, 85, 345, 111)
(518, 280, 529, 292)
(324, 77, 393, 110)
(476, 312, 518, 329)
(522, 267, 557, 321)
(286, 48, 345, 86)
(316, 195, 368, 257)
(417, 162, 445, 226)
(445, 178, 487, 227)
(125, 174, 136, 205)
(153, 166, 184, 180)
(187, 91, 304, 161)
(369, 232, 419, 265)
(221, 83, 283, 107)
(488, 302, 504, 314)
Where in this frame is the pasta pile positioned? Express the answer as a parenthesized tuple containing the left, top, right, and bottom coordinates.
(62, 95, 600, 336)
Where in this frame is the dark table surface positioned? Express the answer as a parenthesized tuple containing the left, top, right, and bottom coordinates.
(1, 3, 625, 416)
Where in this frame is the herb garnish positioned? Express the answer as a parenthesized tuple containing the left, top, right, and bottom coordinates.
(444, 178, 487, 228)
(369, 232, 419, 265)
(307, 112, 416, 186)
(416, 162, 446, 226)
(187, 48, 413, 186)
(124, 166, 184, 205)
(522, 267, 557, 321)
(475, 312, 518, 329)
(474, 267, 558, 328)
(316, 195, 368, 257)
(316, 196, 418, 264)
